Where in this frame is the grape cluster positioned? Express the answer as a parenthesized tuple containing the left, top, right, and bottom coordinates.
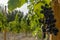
(40, 4, 59, 36)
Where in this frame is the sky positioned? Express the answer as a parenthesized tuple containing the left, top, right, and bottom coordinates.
(0, 0, 29, 15)
(0, 0, 8, 5)
(18, 3, 29, 15)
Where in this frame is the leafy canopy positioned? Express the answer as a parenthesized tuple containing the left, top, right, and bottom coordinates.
(8, 0, 28, 11)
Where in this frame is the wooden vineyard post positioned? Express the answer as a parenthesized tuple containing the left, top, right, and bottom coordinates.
(4, 29, 7, 40)
(50, 0, 60, 40)
(3, 6, 7, 40)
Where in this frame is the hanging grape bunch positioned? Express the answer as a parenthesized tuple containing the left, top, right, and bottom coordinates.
(40, 4, 59, 36)
(39, 18, 46, 39)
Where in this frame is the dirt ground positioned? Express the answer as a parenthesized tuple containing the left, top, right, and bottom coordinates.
(0, 32, 38, 40)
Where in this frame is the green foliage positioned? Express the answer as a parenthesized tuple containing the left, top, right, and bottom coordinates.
(0, 0, 51, 39)
(43, 0, 51, 4)
(8, 0, 51, 11)
(8, 0, 28, 11)
(27, 0, 51, 38)
(34, 2, 44, 18)
(0, 12, 8, 32)
(8, 11, 24, 33)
